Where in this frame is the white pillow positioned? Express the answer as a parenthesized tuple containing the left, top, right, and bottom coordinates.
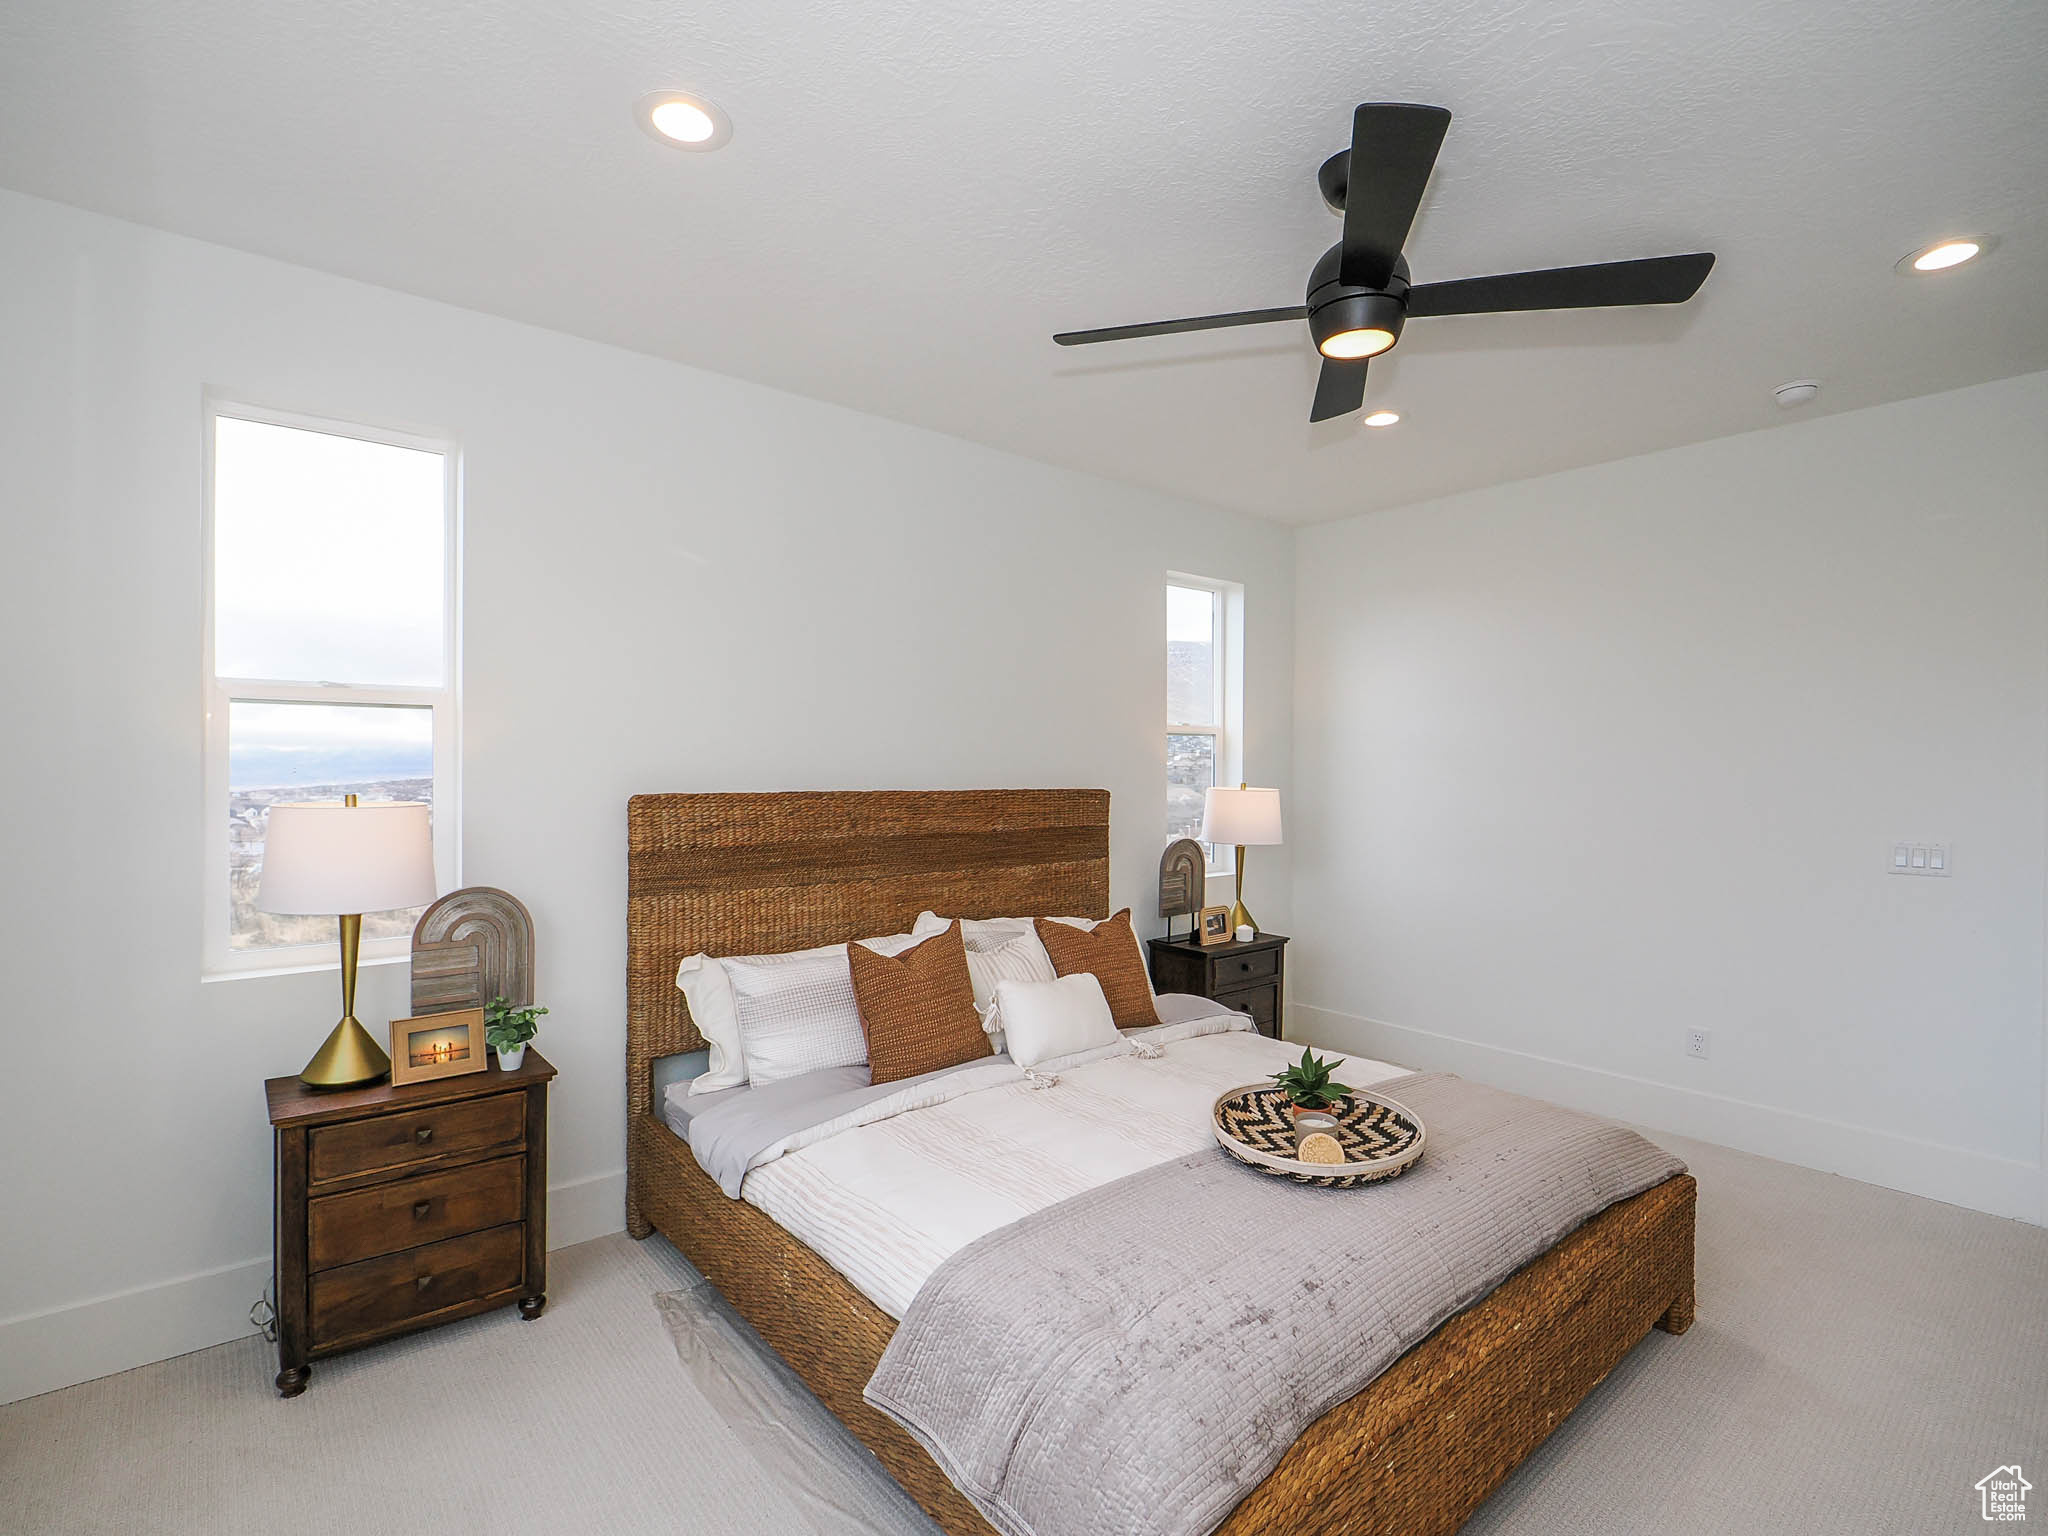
(913, 911, 1044, 952)
(996, 973, 1121, 1070)
(676, 951, 748, 1095)
(690, 932, 921, 1090)
(960, 931, 1058, 1051)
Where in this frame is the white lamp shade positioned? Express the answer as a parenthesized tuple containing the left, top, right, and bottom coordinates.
(256, 801, 438, 916)
(1201, 786, 1283, 846)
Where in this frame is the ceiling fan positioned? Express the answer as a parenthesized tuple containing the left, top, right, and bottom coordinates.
(1054, 103, 1715, 423)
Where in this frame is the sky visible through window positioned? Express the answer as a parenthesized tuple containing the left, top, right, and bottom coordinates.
(214, 416, 445, 688)
(1166, 584, 1216, 725)
(1167, 584, 1218, 849)
(214, 415, 446, 950)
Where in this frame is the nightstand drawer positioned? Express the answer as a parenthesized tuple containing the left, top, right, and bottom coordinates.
(1215, 947, 1280, 986)
(308, 1155, 526, 1271)
(308, 1091, 525, 1186)
(310, 1223, 525, 1349)
(1217, 982, 1280, 1036)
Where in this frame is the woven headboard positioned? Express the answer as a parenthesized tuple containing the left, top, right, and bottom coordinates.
(626, 789, 1111, 1115)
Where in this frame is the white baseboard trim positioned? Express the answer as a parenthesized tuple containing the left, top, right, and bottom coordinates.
(1, 1168, 630, 1407)
(1289, 1003, 2045, 1226)
(547, 1167, 627, 1249)
(0, 1255, 275, 1410)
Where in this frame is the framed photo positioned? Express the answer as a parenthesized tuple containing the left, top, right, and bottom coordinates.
(389, 1007, 487, 1086)
(1198, 905, 1233, 946)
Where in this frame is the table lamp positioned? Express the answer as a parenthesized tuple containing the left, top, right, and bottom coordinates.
(1200, 784, 1283, 936)
(257, 795, 437, 1088)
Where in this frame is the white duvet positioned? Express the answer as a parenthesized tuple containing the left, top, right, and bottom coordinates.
(738, 1023, 1409, 1320)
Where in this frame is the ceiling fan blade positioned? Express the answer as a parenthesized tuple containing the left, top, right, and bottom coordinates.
(1339, 103, 1453, 289)
(1309, 357, 1368, 422)
(1406, 252, 1715, 317)
(1053, 305, 1306, 346)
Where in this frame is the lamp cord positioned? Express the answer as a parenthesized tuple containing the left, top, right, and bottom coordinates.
(249, 1280, 277, 1343)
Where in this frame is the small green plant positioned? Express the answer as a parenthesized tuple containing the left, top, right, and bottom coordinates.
(484, 996, 548, 1054)
(1270, 1046, 1354, 1111)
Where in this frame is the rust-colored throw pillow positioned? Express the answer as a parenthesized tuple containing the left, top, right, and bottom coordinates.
(848, 921, 991, 1085)
(1033, 910, 1160, 1030)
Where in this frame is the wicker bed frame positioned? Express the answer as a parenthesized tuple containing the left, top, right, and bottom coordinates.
(624, 789, 1695, 1536)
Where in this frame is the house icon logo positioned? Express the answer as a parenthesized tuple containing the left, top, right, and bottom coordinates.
(1977, 1466, 2031, 1522)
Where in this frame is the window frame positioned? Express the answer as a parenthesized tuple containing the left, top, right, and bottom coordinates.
(200, 398, 462, 979)
(1166, 572, 1244, 878)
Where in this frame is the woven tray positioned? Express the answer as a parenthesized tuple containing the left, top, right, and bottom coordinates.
(1212, 1084, 1427, 1188)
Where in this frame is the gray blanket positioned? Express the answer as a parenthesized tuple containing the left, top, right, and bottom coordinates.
(863, 1072, 1685, 1536)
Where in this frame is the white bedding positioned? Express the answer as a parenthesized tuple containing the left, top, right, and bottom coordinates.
(737, 1028, 1408, 1320)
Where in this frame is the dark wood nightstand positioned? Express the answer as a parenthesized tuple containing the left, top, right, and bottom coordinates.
(264, 1048, 555, 1397)
(1148, 932, 1288, 1037)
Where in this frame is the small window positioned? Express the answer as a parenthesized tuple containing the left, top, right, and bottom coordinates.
(1166, 575, 1242, 874)
(204, 405, 459, 975)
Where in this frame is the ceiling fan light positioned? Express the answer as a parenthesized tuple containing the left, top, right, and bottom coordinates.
(1308, 289, 1406, 361)
(1319, 328, 1395, 360)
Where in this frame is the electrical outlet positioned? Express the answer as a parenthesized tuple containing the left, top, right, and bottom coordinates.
(1685, 1029, 1710, 1061)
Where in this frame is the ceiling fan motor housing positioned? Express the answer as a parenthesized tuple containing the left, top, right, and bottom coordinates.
(1307, 245, 1409, 356)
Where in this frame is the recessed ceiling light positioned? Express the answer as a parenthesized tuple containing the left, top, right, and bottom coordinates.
(1773, 380, 1821, 409)
(636, 91, 732, 152)
(1897, 236, 1990, 274)
(1362, 410, 1401, 428)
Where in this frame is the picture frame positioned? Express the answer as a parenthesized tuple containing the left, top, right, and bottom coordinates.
(1197, 904, 1233, 946)
(388, 1006, 488, 1086)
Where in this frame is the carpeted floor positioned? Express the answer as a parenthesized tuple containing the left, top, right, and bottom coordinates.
(5, 1129, 2043, 1535)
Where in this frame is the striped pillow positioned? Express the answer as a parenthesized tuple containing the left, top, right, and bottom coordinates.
(914, 910, 1155, 995)
(963, 931, 1058, 1051)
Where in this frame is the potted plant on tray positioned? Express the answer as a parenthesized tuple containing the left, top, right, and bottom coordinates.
(484, 996, 548, 1071)
(1270, 1046, 1354, 1121)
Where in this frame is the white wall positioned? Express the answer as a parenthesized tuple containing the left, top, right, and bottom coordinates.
(0, 188, 1295, 1402)
(1292, 371, 2048, 1225)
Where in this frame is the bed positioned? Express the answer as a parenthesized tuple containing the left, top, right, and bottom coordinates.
(624, 788, 1695, 1536)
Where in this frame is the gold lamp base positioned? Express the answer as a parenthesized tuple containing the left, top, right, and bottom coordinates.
(1229, 843, 1258, 935)
(301, 1014, 391, 1089)
(300, 904, 389, 1089)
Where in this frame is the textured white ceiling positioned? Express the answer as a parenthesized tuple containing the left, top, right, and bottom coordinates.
(2, 0, 2044, 523)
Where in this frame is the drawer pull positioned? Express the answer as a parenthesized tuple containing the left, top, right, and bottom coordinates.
(413, 1200, 432, 1220)
(1239, 961, 1252, 972)
(414, 1127, 434, 1145)
(415, 1273, 435, 1291)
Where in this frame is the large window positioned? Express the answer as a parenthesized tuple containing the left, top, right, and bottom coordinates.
(203, 404, 459, 974)
(1166, 574, 1242, 873)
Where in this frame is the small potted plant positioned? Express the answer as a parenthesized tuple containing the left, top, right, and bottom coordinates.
(1270, 1046, 1354, 1122)
(484, 996, 548, 1071)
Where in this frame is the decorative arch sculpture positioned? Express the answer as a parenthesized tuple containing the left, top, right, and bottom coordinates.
(410, 886, 536, 1016)
(1157, 837, 1206, 941)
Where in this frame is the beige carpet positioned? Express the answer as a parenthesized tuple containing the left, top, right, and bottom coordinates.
(5, 1130, 2044, 1535)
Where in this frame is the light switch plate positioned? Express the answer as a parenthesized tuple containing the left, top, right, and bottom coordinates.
(1888, 841, 1952, 877)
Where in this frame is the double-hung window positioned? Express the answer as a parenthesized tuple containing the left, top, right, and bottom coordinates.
(203, 403, 459, 975)
(1166, 574, 1243, 874)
